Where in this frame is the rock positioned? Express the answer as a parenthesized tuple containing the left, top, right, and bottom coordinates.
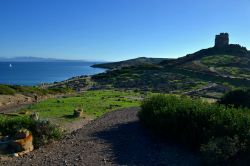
(25, 97, 32, 102)
(30, 112, 39, 121)
(0, 142, 9, 153)
(73, 108, 84, 118)
(10, 129, 34, 156)
(34, 95, 38, 102)
(15, 129, 30, 139)
(13, 153, 19, 157)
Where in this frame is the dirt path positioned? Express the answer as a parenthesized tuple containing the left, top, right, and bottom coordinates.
(1, 107, 201, 166)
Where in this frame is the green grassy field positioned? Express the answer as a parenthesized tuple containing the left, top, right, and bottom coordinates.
(16, 90, 141, 125)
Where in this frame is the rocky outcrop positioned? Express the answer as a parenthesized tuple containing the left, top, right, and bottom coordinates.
(74, 108, 84, 118)
(0, 129, 34, 156)
(30, 112, 39, 121)
(11, 129, 34, 156)
(215, 33, 229, 47)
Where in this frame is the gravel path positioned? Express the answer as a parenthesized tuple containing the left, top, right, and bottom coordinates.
(1, 107, 201, 166)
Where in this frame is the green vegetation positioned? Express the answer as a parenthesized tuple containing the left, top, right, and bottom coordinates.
(91, 45, 250, 99)
(18, 90, 141, 125)
(92, 57, 169, 69)
(92, 66, 210, 93)
(0, 85, 16, 95)
(0, 84, 73, 96)
(138, 95, 250, 164)
(0, 90, 141, 149)
(219, 89, 250, 108)
(0, 115, 62, 148)
(161, 44, 249, 66)
(199, 55, 250, 79)
(201, 55, 249, 66)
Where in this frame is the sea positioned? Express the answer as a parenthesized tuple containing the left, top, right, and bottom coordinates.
(0, 62, 105, 86)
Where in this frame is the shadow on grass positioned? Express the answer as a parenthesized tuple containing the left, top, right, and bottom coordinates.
(92, 121, 201, 166)
(62, 115, 76, 119)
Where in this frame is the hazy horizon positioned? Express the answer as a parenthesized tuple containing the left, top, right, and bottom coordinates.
(0, 56, 107, 62)
(0, 0, 250, 61)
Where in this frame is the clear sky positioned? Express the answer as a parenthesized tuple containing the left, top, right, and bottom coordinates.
(0, 0, 249, 61)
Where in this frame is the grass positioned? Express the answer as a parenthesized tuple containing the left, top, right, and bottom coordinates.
(200, 55, 250, 79)
(201, 55, 238, 66)
(0, 89, 142, 149)
(0, 85, 16, 95)
(17, 90, 141, 125)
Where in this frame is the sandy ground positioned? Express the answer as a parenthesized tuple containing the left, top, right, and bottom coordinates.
(0, 94, 33, 110)
(0, 94, 48, 113)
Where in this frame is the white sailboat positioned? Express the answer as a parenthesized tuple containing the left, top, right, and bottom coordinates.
(9, 63, 12, 68)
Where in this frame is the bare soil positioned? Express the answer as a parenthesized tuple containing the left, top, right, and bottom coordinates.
(0, 107, 201, 166)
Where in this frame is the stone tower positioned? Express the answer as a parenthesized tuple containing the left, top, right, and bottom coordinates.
(215, 33, 229, 47)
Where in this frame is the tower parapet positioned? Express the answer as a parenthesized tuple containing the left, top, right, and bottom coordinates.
(215, 33, 229, 47)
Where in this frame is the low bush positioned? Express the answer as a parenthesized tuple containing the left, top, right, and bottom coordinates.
(31, 120, 62, 148)
(47, 87, 73, 94)
(0, 115, 63, 148)
(200, 136, 243, 165)
(219, 89, 250, 108)
(138, 95, 250, 164)
(9, 85, 48, 96)
(0, 85, 16, 95)
(0, 84, 73, 96)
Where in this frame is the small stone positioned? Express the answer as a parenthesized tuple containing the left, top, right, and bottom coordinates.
(13, 153, 19, 157)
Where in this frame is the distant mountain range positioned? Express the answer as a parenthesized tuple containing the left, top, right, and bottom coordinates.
(0, 57, 100, 62)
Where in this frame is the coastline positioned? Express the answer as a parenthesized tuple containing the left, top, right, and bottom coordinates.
(0, 63, 106, 113)
(0, 61, 106, 86)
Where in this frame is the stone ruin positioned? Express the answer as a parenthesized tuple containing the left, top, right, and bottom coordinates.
(215, 33, 229, 47)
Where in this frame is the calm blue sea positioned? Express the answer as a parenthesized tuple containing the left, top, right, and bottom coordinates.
(0, 62, 105, 86)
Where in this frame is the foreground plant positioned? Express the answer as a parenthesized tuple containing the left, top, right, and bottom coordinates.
(138, 94, 250, 164)
(0, 115, 63, 149)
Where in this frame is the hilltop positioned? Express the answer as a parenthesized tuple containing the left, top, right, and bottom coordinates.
(85, 33, 250, 99)
(93, 33, 250, 80)
(92, 57, 170, 69)
(160, 33, 250, 79)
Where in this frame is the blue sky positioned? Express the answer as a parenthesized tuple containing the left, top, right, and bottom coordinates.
(0, 0, 249, 61)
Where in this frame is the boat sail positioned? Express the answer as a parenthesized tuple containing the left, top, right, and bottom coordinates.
(9, 64, 12, 68)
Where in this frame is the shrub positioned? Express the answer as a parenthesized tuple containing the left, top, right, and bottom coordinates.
(0, 85, 16, 95)
(0, 116, 34, 136)
(219, 89, 250, 108)
(138, 94, 250, 164)
(47, 87, 73, 94)
(0, 115, 63, 148)
(200, 136, 244, 165)
(31, 120, 62, 148)
(9, 85, 48, 96)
